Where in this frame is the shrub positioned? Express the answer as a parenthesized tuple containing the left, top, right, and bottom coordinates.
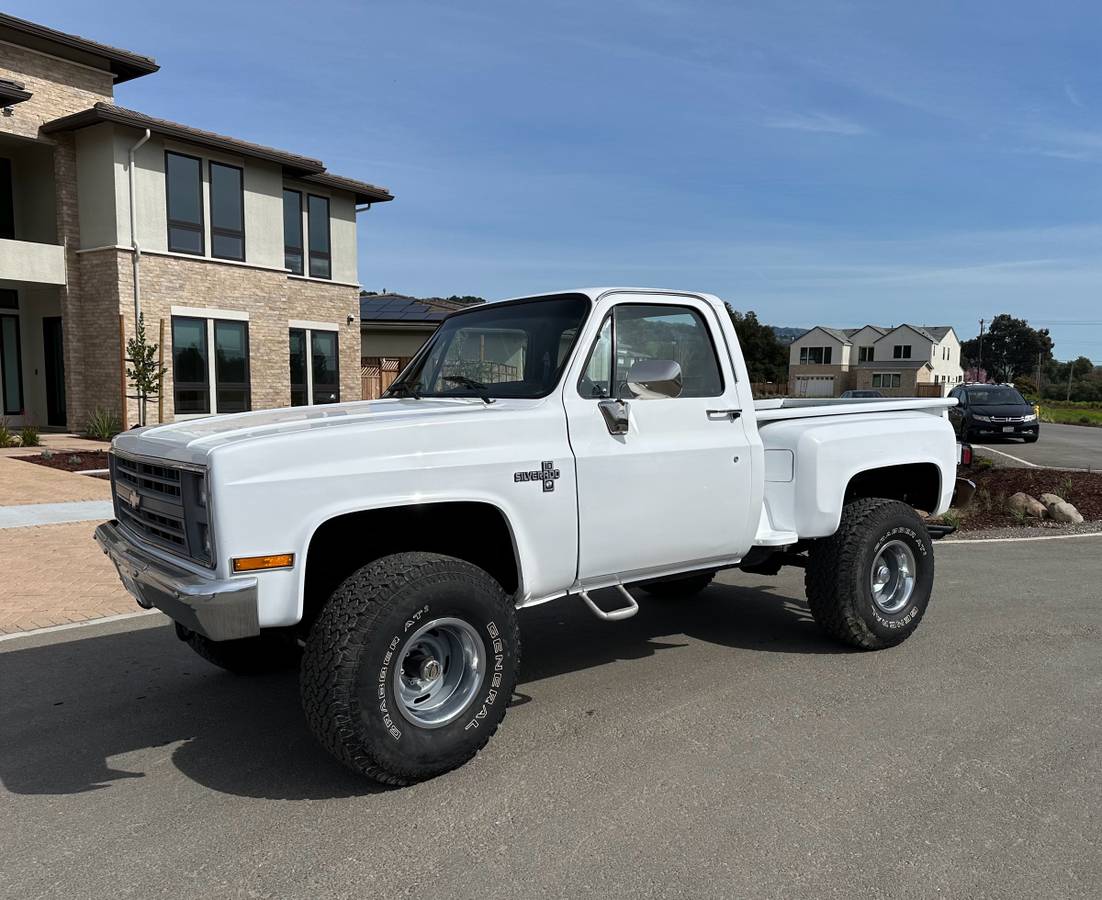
(40, 448, 55, 460)
(18, 425, 40, 447)
(83, 407, 121, 441)
(0, 419, 12, 448)
(940, 509, 962, 529)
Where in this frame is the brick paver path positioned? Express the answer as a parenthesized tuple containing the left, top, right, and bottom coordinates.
(0, 521, 136, 634)
(0, 457, 111, 506)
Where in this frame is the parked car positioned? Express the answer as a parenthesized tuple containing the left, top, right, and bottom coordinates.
(96, 287, 969, 785)
(947, 384, 1039, 443)
(840, 389, 884, 399)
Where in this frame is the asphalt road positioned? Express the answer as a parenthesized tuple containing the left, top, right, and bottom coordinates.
(3, 535, 1101, 899)
(974, 421, 1102, 470)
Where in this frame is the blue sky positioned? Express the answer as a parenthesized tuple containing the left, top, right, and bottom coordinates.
(21, 0, 1102, 358)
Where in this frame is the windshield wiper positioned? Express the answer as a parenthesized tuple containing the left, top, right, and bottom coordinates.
(387, 380, 422, 399)
(443, 375, 496, 404)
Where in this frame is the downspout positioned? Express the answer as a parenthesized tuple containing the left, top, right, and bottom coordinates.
(127, 128, 151, 424)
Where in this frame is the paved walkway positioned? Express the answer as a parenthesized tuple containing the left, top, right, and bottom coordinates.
(0, 456, 111, 505)
(0, 521, 134, 634)
(0, 501, 115, 529)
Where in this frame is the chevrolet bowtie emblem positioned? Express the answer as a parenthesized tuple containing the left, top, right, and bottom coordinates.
(514, 461, 561, 492)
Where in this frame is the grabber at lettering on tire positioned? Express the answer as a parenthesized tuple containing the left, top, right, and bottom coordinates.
(300, 551, 521, 785)
(805, 498, 934, 650)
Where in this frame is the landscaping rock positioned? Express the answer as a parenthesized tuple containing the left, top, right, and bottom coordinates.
(1049, 501, 1084, 524)
(1007, 492, 1048, 518)
(1039, 492, 1065, 512)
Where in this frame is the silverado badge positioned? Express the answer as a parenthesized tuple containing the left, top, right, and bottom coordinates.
(514, 461, 561, 492)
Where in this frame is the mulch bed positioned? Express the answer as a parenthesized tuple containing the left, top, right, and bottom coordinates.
(15, 450, 111, 478)
(954, 465, 1102, 530)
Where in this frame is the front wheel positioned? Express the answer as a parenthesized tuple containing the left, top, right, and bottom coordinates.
(301, 552, 520, 785)
(805, 499, 934, 650)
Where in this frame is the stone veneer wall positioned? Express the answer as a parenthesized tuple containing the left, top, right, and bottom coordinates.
(79, 251, 364, 425)
(0, 44, 114, 141)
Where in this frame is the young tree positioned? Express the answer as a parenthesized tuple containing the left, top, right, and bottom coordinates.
(726, 306, 789, 383)
(126, 313, 168, 427)
(960, 314, 1053, 383)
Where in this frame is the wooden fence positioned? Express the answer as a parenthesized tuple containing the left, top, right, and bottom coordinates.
(361, 357, 412, 400)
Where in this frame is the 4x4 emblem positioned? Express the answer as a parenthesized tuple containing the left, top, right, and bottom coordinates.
(514, 461, 561, 492)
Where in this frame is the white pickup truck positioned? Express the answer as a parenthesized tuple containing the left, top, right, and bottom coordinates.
(96, 288, 970, 784)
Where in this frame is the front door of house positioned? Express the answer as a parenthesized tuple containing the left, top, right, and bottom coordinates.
(43, 317, 66, 427)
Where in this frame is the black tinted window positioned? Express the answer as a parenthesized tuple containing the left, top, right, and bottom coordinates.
(166, 152, 203, 255)
(210, 162, 244, 261)
(392, 295, 589, 399)
(966, 387, 1026, 405)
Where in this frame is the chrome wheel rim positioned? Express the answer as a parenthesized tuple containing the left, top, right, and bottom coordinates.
(870, 540, 916, 614)
(393, 617, 484, 729)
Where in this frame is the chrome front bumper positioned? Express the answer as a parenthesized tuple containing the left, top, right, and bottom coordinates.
(94, 520, 259, 641)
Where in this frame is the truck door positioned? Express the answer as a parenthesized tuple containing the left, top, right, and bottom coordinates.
(564, 296, 755, 583)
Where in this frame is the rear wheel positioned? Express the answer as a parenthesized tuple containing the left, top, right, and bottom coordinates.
(805, 499, 934, 650)
(301, 552, 520, 785)
(639, 571, 715, 598)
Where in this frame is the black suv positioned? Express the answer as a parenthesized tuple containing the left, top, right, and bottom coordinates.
(948, 384, 1039, 443)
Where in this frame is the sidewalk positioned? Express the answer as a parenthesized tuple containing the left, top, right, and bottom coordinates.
(0, 450, 130, 635)
(0, 521, 135, 635)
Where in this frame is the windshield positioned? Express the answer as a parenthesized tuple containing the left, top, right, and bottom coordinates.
(966, 387, 1027, 405)
(387, 294, 590, 399)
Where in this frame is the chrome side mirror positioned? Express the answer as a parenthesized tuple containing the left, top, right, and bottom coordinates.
(621, 359, 682, 400)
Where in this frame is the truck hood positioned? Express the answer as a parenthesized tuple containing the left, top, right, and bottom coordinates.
(112, 398, 529, 465)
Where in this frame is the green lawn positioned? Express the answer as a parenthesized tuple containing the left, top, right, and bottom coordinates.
(1037, 402, 1102, 427)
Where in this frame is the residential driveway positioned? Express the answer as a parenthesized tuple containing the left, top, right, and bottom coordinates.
(2, 535, 1099, 899)
(974, 422, 1102, 470)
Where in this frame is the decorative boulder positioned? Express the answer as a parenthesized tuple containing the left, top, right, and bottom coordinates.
(1049, 501, 1084, 525)
(1039, 493, 1065, 513)
(1007, 492, 1047, 518)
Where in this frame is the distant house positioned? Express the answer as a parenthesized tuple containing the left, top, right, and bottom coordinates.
(788, 324, 963, 397)
(359, 293, 479, 398)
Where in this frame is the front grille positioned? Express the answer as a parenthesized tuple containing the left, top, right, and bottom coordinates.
(110, 452, 213, 566)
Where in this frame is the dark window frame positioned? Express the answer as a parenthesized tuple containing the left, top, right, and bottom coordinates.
(306, 193, 331, 279)
(289, 327, 308, 405)
(576, 302, 725, 400)
(283, 189, 304, 275)
(212, 318, 251, 413)
(0, 310, 25, 416)
(893, 344, 912, 359)
(171, 315, 211, 415)
(310, 328, 340, 404)
(209, 161, 245, 262)
(165, 150, 205, 256)
(0, 157, 14, 241)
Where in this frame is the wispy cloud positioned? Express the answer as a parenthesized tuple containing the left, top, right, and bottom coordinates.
(763, 112, 869, 136)
(1064, 82, 1085, 108)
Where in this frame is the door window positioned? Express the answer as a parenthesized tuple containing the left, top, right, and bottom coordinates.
(578, 304, 723, 399)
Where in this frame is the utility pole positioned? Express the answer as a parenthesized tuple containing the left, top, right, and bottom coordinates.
(977, 318, 985, 382)
(1067, 358, 1076, 402)
(1036, 351, 1043, 398)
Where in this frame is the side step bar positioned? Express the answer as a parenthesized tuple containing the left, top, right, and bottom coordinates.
(578, 584, 639, 621)
(926, 523, 956, 540)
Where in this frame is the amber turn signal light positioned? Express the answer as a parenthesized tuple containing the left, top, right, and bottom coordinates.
(232, 553, 294, 573)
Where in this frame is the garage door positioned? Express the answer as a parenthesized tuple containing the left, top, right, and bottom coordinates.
(796, 375, 834, 397)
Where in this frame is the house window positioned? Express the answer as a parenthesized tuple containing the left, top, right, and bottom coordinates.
(209, 162, 245, 261)
(872, 373, 902, 388)
(0, 297, 23, 415)
(165, 152, 204, 255)
(0, 158, 13, 240)
(800, 346, 832, 365)
(858, 346, 874, 362)
(289, 326, 340, 405)
(172, 316, 251, 415)
(893, 344, 912, 359)
(283, 189, 303, 275)
(307, 194, 331, 279)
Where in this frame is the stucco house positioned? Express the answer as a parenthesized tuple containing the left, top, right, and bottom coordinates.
(0, 12, 392, 430)
(788, 323, 963, 397)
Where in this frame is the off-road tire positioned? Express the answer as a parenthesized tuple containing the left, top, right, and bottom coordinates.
(805, 498, 934, 650)
(639, 572, 716, 598)
(179, 626, 302, 674)
(301, 552, 520, 785)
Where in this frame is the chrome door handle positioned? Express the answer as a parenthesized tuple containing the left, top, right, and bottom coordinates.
(706, 409, 742, 420)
